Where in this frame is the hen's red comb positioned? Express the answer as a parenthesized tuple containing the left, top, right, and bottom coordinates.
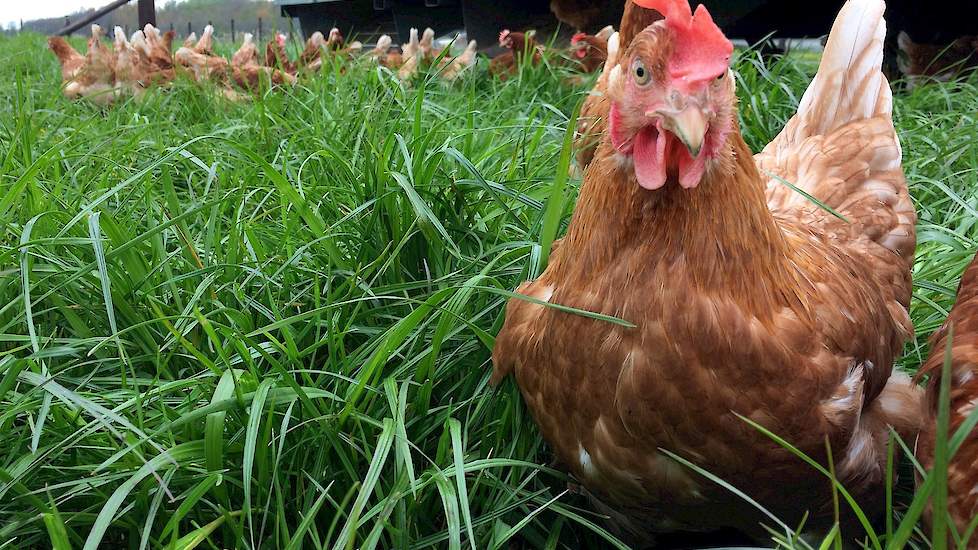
(632, 0, 732, 89)
(571, 32, 587, 44)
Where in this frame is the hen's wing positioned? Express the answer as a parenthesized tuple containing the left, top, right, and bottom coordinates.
(488, 52, 515, 80)
(757, 0, 914, 266)
(755, 0, 915, 403)
(916, 253, 978, 538)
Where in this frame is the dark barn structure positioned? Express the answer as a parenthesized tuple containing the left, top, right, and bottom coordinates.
(276, 0, 978, 66)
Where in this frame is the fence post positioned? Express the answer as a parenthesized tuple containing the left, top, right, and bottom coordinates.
(137, 0, 156, 27)
(258, 17, 262, 44)
(231, 19, 235, 42)
(187, 21, 192, 36)
(125, 24, 129, 36)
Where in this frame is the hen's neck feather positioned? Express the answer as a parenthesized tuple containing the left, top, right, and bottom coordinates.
(559, 130, 795, 301)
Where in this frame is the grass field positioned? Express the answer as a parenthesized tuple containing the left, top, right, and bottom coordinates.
(2, 30, 978, 549)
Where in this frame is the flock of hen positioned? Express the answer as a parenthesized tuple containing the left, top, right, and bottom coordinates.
(47, 22, 616, 105)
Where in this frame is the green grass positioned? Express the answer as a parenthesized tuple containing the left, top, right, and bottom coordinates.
(1, 31, 977, 549)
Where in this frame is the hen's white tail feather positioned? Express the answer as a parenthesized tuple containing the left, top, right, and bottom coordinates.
(374, 34, 392, 54)
(789, 0, 892, 145)
(460, 39, 478, 64)
(114, 26, 129, 50)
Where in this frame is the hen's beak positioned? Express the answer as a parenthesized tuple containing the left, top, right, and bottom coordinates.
(652, 105, 708, 158)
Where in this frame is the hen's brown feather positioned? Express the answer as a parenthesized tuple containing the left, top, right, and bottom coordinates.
(916, 255, 978, 545)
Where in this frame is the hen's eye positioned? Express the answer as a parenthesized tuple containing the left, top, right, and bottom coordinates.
(632, 59, 651, 86)
(716, 71, 725, 81)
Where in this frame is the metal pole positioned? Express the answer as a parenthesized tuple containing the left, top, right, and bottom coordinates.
(138, 0, 156, 27)
(55, 0, 131, 36)
(231, 19, 235, 42)
(187, 21, 192, 36)
(258, 18, 262, 43)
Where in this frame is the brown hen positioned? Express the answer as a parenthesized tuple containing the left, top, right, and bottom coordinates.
(298, 31, 326, 69)
(398, 28, 423, 80)
(50, 25, 117, 105)
(916, 253, 978, 546)
(364, 35, 397, 68)
(174, 25, 229, 83)
(489, 30, 544, 81)
(493, 0, 921, 542)
(230, 33, 297, 92)
(569, 27, 613, 74)
(265, 33, 298, 75)
(897, 31, 978, 88)
(114, 28, 153, 95)
(300, 29, 345, 72)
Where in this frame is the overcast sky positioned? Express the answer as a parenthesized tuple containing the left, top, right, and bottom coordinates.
(1, 1, 184, 28)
